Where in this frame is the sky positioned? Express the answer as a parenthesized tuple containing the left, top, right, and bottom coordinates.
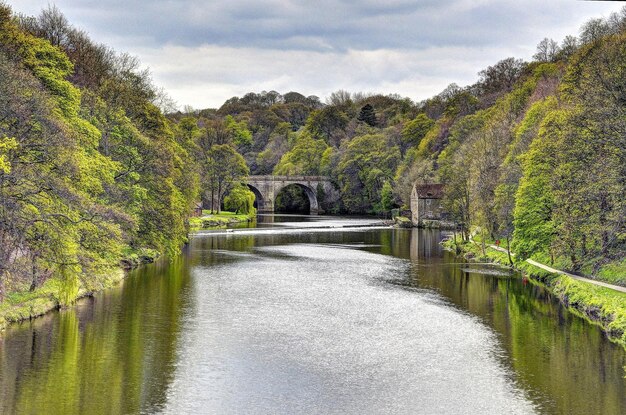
(6, 0, 624, 109)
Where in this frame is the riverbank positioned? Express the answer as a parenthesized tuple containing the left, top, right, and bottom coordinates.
(442, 238, 626, 349)
(189, 210, 255, 231)
(0, 212, 254, 332)
(0, 247, 160, 333)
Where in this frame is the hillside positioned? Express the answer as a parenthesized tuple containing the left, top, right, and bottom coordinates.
(1, 1, 625, 315)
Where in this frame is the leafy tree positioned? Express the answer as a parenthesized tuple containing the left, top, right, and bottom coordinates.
(512, 111, 561, 262)
(305, 106, 349, 147)
(401, 113, 434, 153)
(204, 144, 249, 213)
(224, 184, 256, 215)
(273, 133, 329, 175)
(380, 181, 394, 213)
(225, 115, 252, 147)
(337, 133, 401, 213)
(357, 104, 377, 127)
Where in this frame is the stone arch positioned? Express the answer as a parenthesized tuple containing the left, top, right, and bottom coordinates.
(246, 184, 265, 212)
(275, 182, 319, 214)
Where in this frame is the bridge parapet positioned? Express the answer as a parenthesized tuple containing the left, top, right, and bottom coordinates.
(248, 175, 330, 182)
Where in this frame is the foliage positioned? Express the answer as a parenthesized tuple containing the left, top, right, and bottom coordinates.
(357, 104, 377, 127)
(203, 144, 249, 213)
(3, 0, 626, 316)
(380, 181, 394, 212)
(400, 113, 434, 153)
(273, 133, 329, 175)
(224, 184, 256, 215)
(337, 133, 401, 213)
(0, 4, 197, 305)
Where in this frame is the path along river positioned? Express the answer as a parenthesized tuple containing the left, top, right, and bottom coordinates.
(0, 215, 625, 414)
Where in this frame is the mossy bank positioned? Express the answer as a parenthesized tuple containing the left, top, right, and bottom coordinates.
(0, 248, 159, 333)
(189, 211, 255, 231)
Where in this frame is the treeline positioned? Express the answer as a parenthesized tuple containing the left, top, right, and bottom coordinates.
(2, 0, 625, 307)
(171, 9, 626, 280)
(0, 4, 199, 303)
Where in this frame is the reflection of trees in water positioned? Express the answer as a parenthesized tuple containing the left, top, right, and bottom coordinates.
(0, 257, 193, 414)
(410, 254, 626, 414)
(2, 228, 625, 415)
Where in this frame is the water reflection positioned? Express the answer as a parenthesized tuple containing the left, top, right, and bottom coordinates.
(0, 257, 192, 414)
(0, 219, 624, 414)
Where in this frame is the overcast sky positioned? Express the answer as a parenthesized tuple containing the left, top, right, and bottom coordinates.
(7, 0, 624, 109)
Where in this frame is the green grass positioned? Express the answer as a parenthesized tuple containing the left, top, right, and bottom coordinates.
(189, 210, 255, 230)
(551, 275, 626, 346)
(593, 258, 626, 286)
(442, 237, 626, 349)
(0, 269, 125, 331)
(465, 232, 626, 287)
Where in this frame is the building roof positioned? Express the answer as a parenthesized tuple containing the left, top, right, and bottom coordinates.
(413, 183, 444, 199)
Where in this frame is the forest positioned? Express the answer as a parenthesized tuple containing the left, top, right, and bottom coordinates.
(1, 2, 625, 310)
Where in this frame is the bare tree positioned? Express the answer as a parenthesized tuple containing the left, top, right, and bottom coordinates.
(533, 38, 560, 62)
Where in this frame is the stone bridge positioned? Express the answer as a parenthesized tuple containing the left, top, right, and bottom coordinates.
(246, 175, 334, 214)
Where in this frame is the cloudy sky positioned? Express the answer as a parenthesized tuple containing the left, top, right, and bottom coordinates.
(7, 0, 624, 109)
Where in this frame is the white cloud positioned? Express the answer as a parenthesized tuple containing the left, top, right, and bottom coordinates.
(6, 0, 625, 108)
(138, 43, 517, 108)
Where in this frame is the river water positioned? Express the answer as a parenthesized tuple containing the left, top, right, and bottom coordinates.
(0, 216, 625, 414)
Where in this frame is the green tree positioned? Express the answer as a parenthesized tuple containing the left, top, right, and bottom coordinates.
(305, 106, 349, 147)
(204, 144, 249, 213)
(273, 133, 329, 175)
(400, 113, 434, 153)
(337, 133, 401, 213)
(224, 115, 252, 147)
(357, 104, 377, 127)
(380, 181, 394, 213)
(224, 184, 256, 215)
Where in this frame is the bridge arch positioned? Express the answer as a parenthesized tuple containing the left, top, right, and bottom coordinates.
(274, 182, 319, 215)
(245, 175, 332, 215)
(246, 184, 265, 211)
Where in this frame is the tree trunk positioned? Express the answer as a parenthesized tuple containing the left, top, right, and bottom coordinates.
(0, 272, 4, 303)
(29, 261, 37, 292)
(217, 182, 222, 214)
(506, 235, 513, 266)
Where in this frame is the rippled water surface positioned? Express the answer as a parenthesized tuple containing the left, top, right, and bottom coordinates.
(1, 216, 625, 414)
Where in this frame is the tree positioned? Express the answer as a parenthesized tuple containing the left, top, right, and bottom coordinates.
(357, 104, 377, 127)
(401, 113, 434, 153)
(533, 38, 560, 62)
(327, 89, 353, 107)
(380, 181, 394, 213)
(476, 58, 526, 106)
(273, 133, 329, 175)
(305, 106, 349, 146)
(512, 112, 560, 262)
(204, 144, 249, 213)
(337, 133, 401, 213)
(224, 184, 256, 215)
(559, 35, 579, 59)
(224, 115, 252, 147)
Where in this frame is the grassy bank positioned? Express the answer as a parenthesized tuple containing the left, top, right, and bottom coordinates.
(443, 238, 626, 348)
(189, 210, 255, 231)
(469, 233, 626, 287)
(0, 247, 160, 332)
(1, 210, 254, 332)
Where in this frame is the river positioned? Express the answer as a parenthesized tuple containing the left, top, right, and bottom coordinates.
(0, 215, 625, 414)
